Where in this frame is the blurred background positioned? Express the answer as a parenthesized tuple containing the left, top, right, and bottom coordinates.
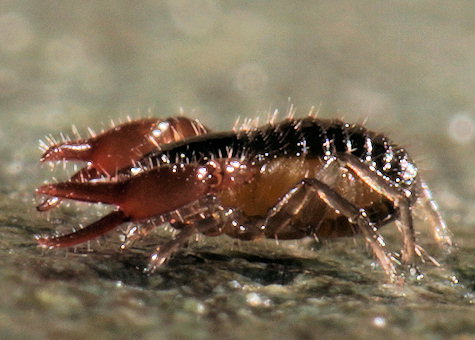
(1, 1, 475, 339)
(1, 1, 475, 195)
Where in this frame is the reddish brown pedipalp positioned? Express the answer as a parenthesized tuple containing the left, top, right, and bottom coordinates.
(36, 158, 255, 248)
(37, 117, 209, 211)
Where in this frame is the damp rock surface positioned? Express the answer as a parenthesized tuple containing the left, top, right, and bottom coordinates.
(1, 194, 474, 340)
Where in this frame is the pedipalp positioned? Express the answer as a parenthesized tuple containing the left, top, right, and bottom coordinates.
(37, 117, 209, 211)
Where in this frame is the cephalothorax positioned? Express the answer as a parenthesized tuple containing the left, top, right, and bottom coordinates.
(36, 114, 453, 281)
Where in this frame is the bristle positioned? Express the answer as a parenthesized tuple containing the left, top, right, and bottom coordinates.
(233, 116, 241, 132)
(196, 119, 207, 133)
(269, 109, 279, 125)
(148, 135, 161, 148)
(415, 244, 441, 266)
(191, 119, 204, 135)
(45, 134, 54, 146)
(308, 105, 318, 118)
(225, 145, 234, 159)
(169, 124, 179, 139)
(175, 210, 184, 223)
(284, 98, 292, 117)
(253, 116, 260, 128)
(71, 124, 81, 139)
(39, 139, 49, 152)
(287, 103, 296, 119)
(293, 119, 302, 130)
(46, 134, 57, 145)
(241, 117, 252, 131)
(87, 127, 96, 138)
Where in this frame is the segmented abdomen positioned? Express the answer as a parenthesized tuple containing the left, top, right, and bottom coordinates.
(138, 117, 417, 189)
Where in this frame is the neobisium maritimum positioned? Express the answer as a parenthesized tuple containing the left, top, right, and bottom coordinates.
(36, 114, 453, 281)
